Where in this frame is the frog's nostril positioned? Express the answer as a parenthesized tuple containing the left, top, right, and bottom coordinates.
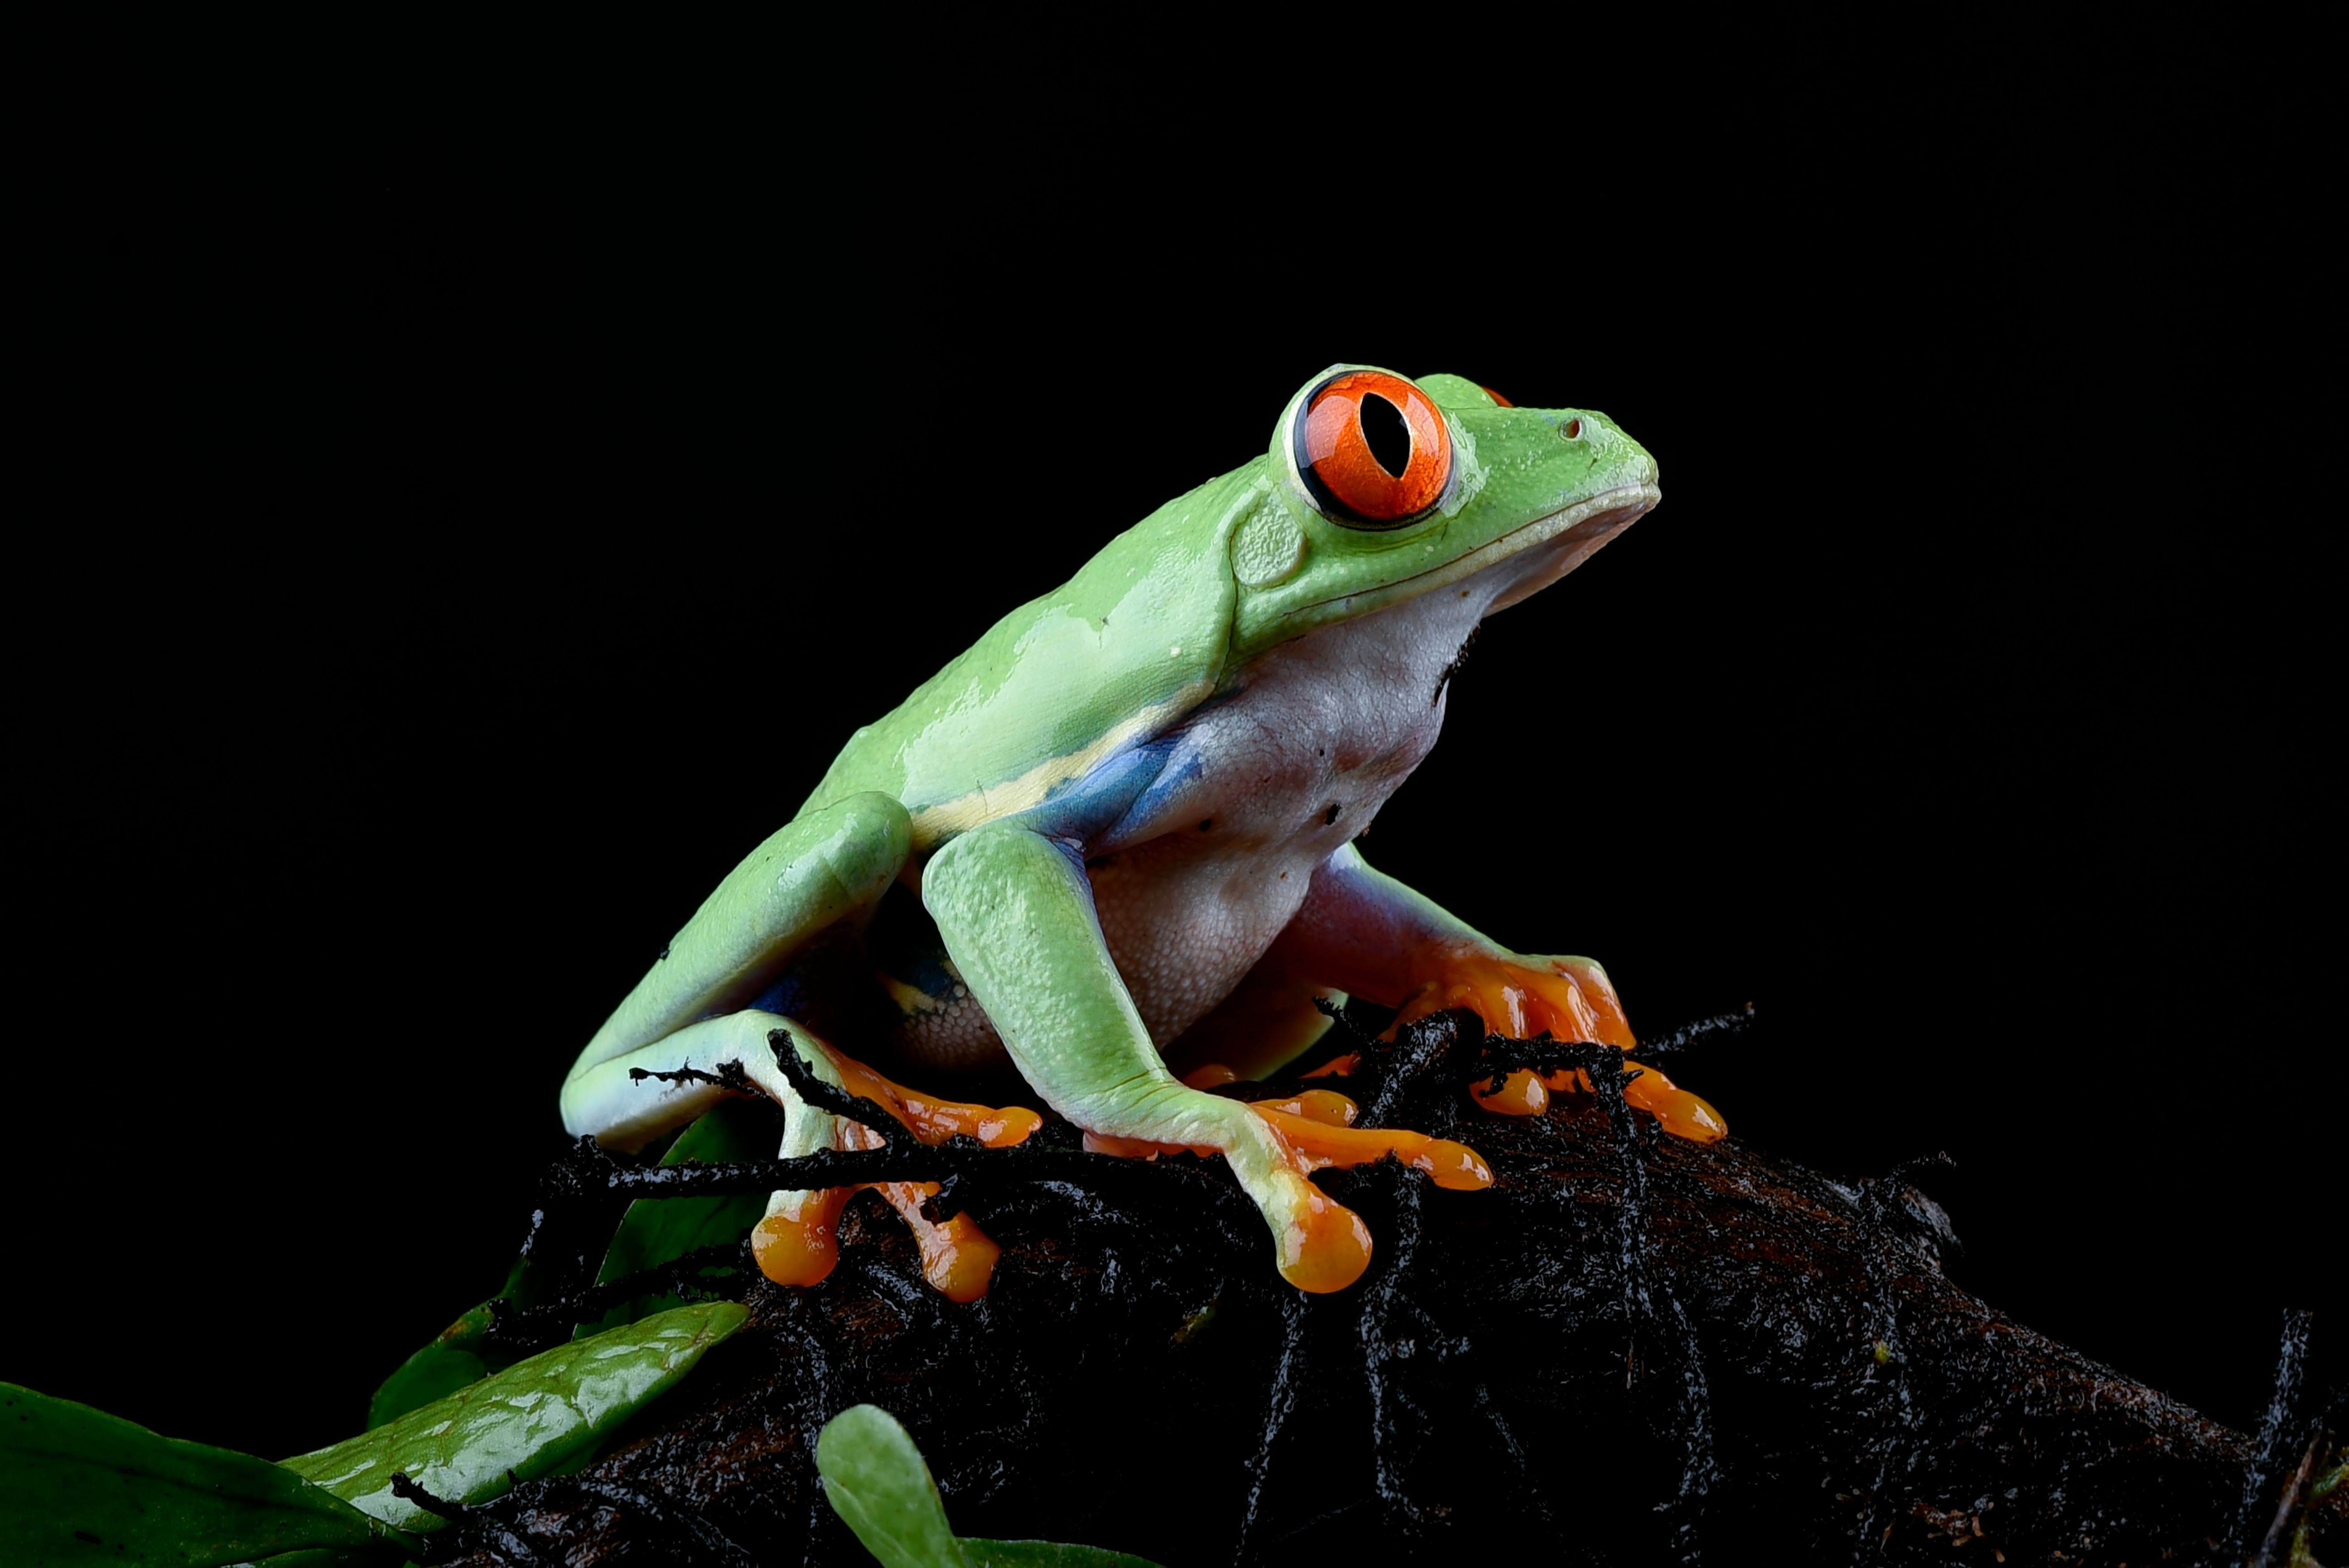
(1560, 418, 1583, 440)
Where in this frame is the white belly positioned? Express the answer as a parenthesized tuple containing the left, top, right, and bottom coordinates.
(1085, 578, 1488, 1043)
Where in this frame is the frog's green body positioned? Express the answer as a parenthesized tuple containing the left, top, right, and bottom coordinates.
(562, 368, 1684, 1295)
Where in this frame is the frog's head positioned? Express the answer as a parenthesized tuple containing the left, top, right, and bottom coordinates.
(1226, 366, 1659, 661)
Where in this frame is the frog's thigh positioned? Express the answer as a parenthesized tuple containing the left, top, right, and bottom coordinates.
(567, 791, 911, 1088)
(921, 823, 1325, 1249)
(560, 1009, 841, 1154)
(1273, 841, 1493, 1003)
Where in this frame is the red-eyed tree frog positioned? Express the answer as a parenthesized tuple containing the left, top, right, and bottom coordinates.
(560, 367, 1725, 1302)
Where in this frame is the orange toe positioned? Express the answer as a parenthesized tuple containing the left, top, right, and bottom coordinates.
(1251, 1088, 1360, 1128)
(752, 1190, 850, 1287)
(1619, 1059, 1729, 1142)
(1248, 1103, 1494, 1191)
(1274, 1183, 1374, 1294)
(827, 1053, 1042, 1150)
(874, 1185, 1001, 1303)
(1471, 1067, 1551, 1117)
(1517, 1058, 1729, 1142)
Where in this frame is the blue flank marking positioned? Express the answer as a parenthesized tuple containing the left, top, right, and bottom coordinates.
(742, 967, 811, 1021)
(1099, 744, 1205, 847)
(1013, 736, 1183, 850)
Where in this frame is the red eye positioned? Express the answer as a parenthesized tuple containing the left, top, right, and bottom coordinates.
(1293, 370, 1453, 527)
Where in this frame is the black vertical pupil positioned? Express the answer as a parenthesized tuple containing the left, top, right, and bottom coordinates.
(1359, 393, 1413, 479)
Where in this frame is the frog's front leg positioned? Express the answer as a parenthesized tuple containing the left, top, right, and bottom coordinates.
(1246, 843, 1728, 1141)
(559, 793, 1035, 1301)
(922, 820, 1489, 1294)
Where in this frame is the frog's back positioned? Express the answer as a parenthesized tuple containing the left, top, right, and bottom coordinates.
(801, 469, 1260, 849)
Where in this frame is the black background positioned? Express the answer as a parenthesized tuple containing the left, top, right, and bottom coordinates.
(14, 38, 2329, 1467)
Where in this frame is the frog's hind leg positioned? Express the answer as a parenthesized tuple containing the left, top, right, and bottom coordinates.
(563, 1011, 1039, 1301)
(1276, 843, 1730, 1142)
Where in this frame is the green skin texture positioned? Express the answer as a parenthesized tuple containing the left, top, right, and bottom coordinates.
(560, 368, 1661, 1285)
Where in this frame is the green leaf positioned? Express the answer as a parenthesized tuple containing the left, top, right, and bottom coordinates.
(816, 1405, 970, 1568)
(0, 1383, 420, 1568)
(287, 1299, 748, 1534)
(576, 1097, 776, 1338)
(960, 1542, 1164, 1566)
(815, 1406, 1166, 1568)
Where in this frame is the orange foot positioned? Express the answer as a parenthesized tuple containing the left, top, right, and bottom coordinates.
(1093, 1081, 1492, 1294)
(1385, 943, 1728, 1143)
(752, 1049, 1042, 1302)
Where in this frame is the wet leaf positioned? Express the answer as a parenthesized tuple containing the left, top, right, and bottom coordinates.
(287, 1299, 747, 1533)
(0, 1382, 419, 1567)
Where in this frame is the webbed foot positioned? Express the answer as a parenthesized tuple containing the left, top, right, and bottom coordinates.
(1385, 943, 1728, 1142)
(750, 1028, 1041, 1302)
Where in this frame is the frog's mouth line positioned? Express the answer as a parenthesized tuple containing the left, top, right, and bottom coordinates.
(1482, 483, 1661, 614)
(1289, 483, 1663, 627)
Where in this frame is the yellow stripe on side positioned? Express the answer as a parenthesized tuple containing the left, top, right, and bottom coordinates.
(903, 681, 1211, 850)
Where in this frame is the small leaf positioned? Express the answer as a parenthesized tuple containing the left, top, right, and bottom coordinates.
(816, 1405, 969, 1568)
(287, 1299, 747, 1533)
(577, 1097, 776, 1338)
(961, 1541, 1165, 1566)
(0, 1383, 420, 1568)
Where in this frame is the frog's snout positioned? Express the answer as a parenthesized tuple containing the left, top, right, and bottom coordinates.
(1560, 408, 1659, 489)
